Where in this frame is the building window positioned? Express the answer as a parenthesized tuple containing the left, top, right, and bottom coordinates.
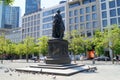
(69, 18, 74, 24)
(31, 16, 33, 20)
(101, 0, 105, 2)
(86, 22, 91, 29)
(80, 8, 84, 14)
(80, 16, 84, 22)
(75, 24, 79, 30)
(117, 8, 120, 16)
(91, 0, 96, 2)
(80, 24, 85, 29)
(83, 0, 89, 4)
(37, 20, 40, 25)
(69, 25, 74, 31)
(101, 3, 106, 10)
(92, 13, 97, 20)
(93, 21, 97, 28)
(75, 17, 79, 23)
(102, 11, 107, 18)
(61, 13, 65, 18)
(43, 16, 53, 23)
(92, 5, 96, 12)
(69, 11, 73, 17)
(102, 20, 107, 27)
(110, 18, 117, 25)
(37, 14, 40, 18)
(28, 17, 30, 21)
(69, 2, 80, 8)
(34, 15, 37, 20)
(116, 0, 120, 7)
(118, 17, 120, 25)
(74, 10, 78, 16)
(109, 0, 115, 8)
(86, 7, 90, 13)
(25, 18, 27, 22)
(87, 31, 92, 37)
(43, 23, 52, 29)
(110, 9, 116, 17)
(86, 14, 90, 21)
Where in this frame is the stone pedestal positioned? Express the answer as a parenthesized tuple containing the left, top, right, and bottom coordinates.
(45, 39, 71, 64)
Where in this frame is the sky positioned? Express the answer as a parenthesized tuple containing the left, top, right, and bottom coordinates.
(13, 0, 63, 16)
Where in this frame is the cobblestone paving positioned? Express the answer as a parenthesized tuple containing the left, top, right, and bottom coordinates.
(0, 60, 120, 80)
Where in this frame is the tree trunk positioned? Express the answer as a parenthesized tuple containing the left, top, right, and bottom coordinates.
(74, 54, 76, 63)
(38, 53, 40, 62)
(19, 55, 22, 59)
(1, 54, 4, 64)
(26, 54, 29, 62)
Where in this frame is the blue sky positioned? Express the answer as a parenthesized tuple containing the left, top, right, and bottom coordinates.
(13, 0, 63, 16)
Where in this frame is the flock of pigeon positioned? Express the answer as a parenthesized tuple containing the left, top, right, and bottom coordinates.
(0, 66, 57, 80)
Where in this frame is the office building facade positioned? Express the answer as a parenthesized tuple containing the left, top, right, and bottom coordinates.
(22, 11, 41, 40)
(22, 0, 120, 40)
(25, 0, 41, 15)
(22, 2, 66, 40)
(5, 28, 22, 43)
(0, 1, 20, 29)
(100, 0, 120, 30)
(67, 0, 101, 37)
(4, 6, 20, 28)
(0, 1, 5, 28)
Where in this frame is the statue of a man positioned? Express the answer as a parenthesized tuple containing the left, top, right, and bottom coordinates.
(52, 10, 65, 39)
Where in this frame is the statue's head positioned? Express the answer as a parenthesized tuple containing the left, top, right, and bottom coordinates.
(57, 9, 60, 14)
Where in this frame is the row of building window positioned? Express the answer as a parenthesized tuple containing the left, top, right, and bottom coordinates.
(22, 20, 40, 28)
(22, 14, 40, 23)
(69, 21, 98, 31)
(69, 0, 96, 8)
(42, 29, 52, 35)
(22, 32, 40, 39)
(43, 13, 65, 23)
(69, 5, 96, 17)
(43, 6, 65, 17)
(101, 0, 120, 10)
(43, 23, 52, 29)
(22, 26, 40, 33)
(102, 17, 120, 27)
(102, 8, 120, 19)
(69, 13, 97, 24)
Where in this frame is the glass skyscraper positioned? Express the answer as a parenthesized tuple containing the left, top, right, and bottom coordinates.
(0, 1, 20, 29)
(4, 6, 20, 28)
(0, 1, 5, 28)
(25, 0, 41, 15)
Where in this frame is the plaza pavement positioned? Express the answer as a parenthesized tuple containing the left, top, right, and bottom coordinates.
(0, 60, 120, 80)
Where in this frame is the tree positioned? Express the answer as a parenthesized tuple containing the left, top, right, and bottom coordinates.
(68, 30, 85, 63)
(37, 36, 48, 56)
(15, 43, 25, 59)
(0, 34, 7, 63)
(93, 30, 105, 56)
(0, 0, 14, 5)
(23, 36, 35, 62)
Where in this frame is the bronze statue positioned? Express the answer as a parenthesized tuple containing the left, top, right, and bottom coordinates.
(52, 10, 65, 39)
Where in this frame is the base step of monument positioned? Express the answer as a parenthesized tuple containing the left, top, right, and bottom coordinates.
(30, 64, 84, 69)
(16, 64, 97, 76)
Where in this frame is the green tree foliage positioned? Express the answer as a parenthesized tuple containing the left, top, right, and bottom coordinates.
(106, 25, 120, 55)
(15, 43, 25, 58)
(67, 30, 85, 63)
(23, 36, 35, 62)
(37, 36, 48, 56)
(0, 0, 14, 5)
(93, 30, 105, 56)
